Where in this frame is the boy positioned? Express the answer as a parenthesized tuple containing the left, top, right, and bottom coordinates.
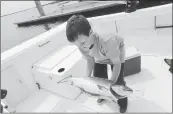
(66, 15, 128, 113)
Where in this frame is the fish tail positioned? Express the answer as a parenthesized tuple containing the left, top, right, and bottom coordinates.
(109, 84, 126, 101)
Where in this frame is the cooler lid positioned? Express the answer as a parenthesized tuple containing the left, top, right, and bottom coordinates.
(125, 46, 141, 60)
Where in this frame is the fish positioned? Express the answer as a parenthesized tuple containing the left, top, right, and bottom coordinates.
(58, 76, 133, 102)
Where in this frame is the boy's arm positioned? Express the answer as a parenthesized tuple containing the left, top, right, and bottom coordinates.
(108, 45, 121, 82)
(86, 57, 95, 77)
(106, 36, 122, 83)
(79, 49, 95, 77)
(106, 38, 121, 65)
(111, 63, 121, 82)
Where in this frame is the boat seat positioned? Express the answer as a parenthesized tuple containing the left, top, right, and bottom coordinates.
(34, 45, 78, 70)
(15, 89, 62, 112)
(32, 46, 83, 100)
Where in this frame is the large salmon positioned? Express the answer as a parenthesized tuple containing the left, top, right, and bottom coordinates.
(58, 76, 133, 102)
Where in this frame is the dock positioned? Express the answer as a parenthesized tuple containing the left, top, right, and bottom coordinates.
(14, 1, 126, 26)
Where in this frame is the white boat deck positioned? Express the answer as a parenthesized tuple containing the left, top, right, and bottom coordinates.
(14, 54, 172, 113)
(56, 55, 172, 113)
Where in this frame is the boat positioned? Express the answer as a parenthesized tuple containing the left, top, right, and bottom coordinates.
(1, 3, 172, 113)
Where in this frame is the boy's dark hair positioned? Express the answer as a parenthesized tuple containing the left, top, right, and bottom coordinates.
(66, 15, 91, 42)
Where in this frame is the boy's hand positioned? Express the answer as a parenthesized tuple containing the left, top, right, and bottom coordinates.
(86, 57, 95, 77)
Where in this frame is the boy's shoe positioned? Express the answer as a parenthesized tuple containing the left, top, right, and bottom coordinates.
(97, 99, 105, 105)
(118, 97, 128, 113)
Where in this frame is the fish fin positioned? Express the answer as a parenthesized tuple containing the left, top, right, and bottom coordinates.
(110, 85, 125, 99)
(123, 85, 133, 92)
(97, 85, 105, 90)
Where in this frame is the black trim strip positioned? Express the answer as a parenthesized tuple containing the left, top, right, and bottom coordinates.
(156, 25, 173, 29)
(154, 16, 156, 30)
(115, 21, 118, 33)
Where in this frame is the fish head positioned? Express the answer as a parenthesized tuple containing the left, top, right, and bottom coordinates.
(57, 74, 74, 85)
(111, 84, 133, 97)
(66, 77, 83, 87)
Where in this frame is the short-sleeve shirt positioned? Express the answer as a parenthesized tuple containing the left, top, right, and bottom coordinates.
(79, 32, 125, 64)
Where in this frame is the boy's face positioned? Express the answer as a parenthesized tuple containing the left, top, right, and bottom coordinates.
(74, 32, 94, 52)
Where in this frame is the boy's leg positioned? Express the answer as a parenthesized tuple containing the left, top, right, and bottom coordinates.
(1, 104, 3, 113)
(111, 63, 128, 113)
(93, 63, 108, 104)
(93, 63, 108, 79)
(111, 63, 126, 85)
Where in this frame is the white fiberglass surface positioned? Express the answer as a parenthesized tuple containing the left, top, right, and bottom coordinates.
(15, 89, 62, 112)
(53, 28, 172, 112)
(122, 28, 172, 57)
(50, 46, 172, 113)
(43, 17, 172, 113)
(61, 55, 172, 113)
(123, 55, 172, 112)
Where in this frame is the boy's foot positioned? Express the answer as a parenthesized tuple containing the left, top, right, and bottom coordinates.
(97, 99, 105, 105)
(118, 97, 128, 113)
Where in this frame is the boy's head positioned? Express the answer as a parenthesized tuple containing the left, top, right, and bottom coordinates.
(66, 15, 94, 51)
